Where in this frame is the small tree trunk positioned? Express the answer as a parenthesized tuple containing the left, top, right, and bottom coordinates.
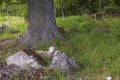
(60, 0, 65, 19)
(99, 0, 102, 13)
(6, 6, 11, 27)
(19, 0, 64, 48)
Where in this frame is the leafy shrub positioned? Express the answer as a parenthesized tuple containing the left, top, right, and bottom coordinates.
(104, 6, 120, 17)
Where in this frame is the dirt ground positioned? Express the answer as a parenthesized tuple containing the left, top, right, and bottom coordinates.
(0, 38, 20, 62)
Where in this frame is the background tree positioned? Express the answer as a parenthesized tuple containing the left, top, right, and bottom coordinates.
(1, 0, 119, 17)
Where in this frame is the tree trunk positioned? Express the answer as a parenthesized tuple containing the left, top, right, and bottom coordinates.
(19, 0, 64, 48)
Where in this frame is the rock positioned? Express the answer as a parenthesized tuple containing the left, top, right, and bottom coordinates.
(67, 77, 76, 80)
(50, 50, 79, 74)
(50, 50, 69, 72)
(106, 77, 113, 80)
(0, 29, 3, 32)
(0, 24, 9, 33)
(26, 67, 54, 80)
(0, 62, 3, 69)
(68, 57, 79, 71)
(67, 76, 82, 80)
(10, 30, 20, 34)
(5, 46, 79, 79)
(27, 68, 44, 80)
(6, 49, 42, 70)
(0, 64, 21, 80)
(5, 46, 56, 70)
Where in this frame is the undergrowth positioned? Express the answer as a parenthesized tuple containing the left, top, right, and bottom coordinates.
(0, 16, 120, 80)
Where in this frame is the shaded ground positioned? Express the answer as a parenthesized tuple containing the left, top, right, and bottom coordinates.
(0, 38, 20, 62)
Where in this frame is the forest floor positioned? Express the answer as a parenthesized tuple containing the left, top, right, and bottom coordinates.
(0, 38, 18, 62)
(0, 16, 120, 80)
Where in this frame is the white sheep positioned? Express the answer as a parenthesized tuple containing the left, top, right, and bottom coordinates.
(35, 46, 56, 58)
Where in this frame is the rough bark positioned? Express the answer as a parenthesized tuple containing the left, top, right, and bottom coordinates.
(19, 0, 64, 47)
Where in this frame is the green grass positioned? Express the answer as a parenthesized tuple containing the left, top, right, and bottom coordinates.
(0, 16, 27, 39)
(56, 16, 120, 80)
(0, 16, 120, 79)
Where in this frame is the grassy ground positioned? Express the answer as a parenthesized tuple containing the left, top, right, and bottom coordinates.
(0, 16, 120, 80)
(0, 16, 26, 39)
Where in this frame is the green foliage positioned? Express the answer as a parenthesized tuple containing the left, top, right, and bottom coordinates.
(0, 16, 27, 39)
(55, 0, 82, 16)
(0, 16, 120, 79)
(0, 0, 27, 16)
(0, 0, 120, 17)
(56, 16, 120, 79)
(56, 16, 87, 31)
(104, 6, 120, 17)
(50, 70, 66, 80)
(54, 0, 120, 16)
(16, 3, 28, 16)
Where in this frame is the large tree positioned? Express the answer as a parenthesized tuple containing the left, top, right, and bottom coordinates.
(19, 0, 64, 47)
